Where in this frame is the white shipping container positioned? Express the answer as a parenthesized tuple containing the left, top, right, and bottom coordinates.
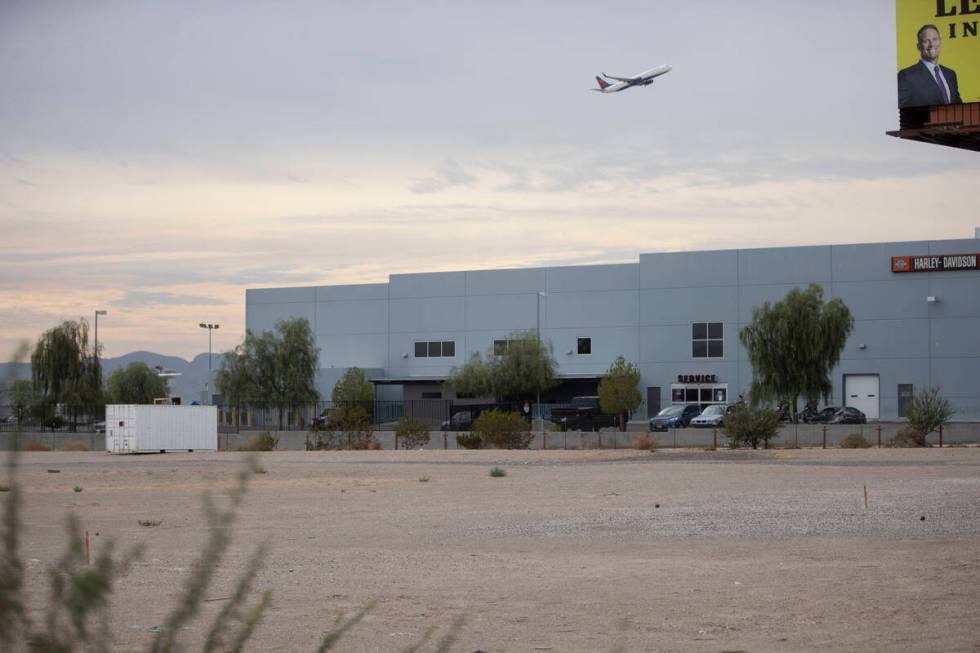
(106, 405, 217, 453)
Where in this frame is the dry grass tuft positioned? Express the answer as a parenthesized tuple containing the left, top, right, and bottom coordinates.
(888, 426, 929, 448)
(24, 441, 51, 452)
(138, 520, 162, 528)
(62, 440, 89, 452)
(633, 433, 657, 451)
(838, 432, 871, 449)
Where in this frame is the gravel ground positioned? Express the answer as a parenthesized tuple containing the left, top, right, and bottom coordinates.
(8, 447, 980, 652)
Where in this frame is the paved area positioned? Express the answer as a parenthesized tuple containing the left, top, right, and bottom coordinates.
(10, 448, 980, 652)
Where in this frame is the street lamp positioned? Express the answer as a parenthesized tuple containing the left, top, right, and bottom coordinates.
(536, 291, 546, 431)
(199, 323, 219, 405)
(94, 310, 107, 362)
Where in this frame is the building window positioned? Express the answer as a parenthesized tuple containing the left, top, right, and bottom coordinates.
(414, 340, 456, 358)
(577, 337, 592, 355)
(692, 322, 723, 358)
(421, 392, 442, 399)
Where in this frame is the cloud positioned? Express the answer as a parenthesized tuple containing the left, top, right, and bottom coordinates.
(113, 291, 228, 308)
(411, 159, 477, 194)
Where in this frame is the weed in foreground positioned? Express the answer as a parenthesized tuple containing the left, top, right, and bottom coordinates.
(72, 486, 82, 493)
(489, 467, 507, 478)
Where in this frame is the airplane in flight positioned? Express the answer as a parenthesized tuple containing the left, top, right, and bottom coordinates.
(593, 64, 672, 93)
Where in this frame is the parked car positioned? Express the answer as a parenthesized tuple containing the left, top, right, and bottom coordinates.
(828, 406, 867, 425)
(649, 404, 703, 431)
(689, 404, 734, 428)
(806, 406, 841, 424)
(546, 396, 619, 432)
(441, 410, 479, 431)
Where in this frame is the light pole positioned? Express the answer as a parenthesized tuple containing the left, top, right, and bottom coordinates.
(199, 323, 219, 405)
(94, 310, 107, 363)
(536, 291, 546, 431)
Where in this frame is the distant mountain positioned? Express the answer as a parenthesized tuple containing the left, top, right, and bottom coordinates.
(0, 352, 216, 405)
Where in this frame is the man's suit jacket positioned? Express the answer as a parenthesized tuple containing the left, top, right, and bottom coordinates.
(898, 61, 962, 108)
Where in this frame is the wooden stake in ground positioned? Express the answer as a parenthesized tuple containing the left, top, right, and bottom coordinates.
(864, 483, 868, 511)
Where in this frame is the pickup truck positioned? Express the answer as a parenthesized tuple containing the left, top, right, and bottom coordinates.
(546, 396, 620, 432)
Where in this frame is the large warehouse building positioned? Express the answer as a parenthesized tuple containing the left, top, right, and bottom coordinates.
(246, 234, 980, 422)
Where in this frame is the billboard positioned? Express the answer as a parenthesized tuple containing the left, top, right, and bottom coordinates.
(896, 0, 979, 108)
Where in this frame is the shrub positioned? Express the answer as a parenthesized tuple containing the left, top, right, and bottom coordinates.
(904, 385, 954, 436)
(73, 486, 82, 493)
(471, 409, 533, 449)
(0, 484, 10, 492)
(722, 404, 781, 449)
(633, 433, 657, 451)
(489, 467, 507, 477)
(838, 432, 871, 449)
(456, 433, 483, 449)
(62, 440, 89, 452)
(24, 440, 51, 452)
(238, 431, 279, 452)
(323, 405, 375, 450)
(888, 426, 929, 448)
(395, 416, 431, 449)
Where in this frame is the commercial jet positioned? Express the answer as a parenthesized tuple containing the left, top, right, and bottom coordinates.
(593, 64, 671, 93)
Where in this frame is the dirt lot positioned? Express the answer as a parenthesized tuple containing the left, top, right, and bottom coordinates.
(10, 447, 980, 652)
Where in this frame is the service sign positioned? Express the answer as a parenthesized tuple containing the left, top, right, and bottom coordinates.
(896, 0, 980, 108)
(892, 253, 980, 272)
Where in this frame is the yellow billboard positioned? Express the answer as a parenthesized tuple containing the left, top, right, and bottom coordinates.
(896, 0, 979, 107)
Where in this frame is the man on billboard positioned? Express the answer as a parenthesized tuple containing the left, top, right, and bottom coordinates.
(898, 24, 961, 108)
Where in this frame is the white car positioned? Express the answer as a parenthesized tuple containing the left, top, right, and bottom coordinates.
(690, 404, 731, 428)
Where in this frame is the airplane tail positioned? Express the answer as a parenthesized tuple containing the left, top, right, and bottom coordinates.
(594, 76, 610, 91)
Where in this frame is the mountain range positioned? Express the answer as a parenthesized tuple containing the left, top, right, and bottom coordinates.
(0, 352, 215, 405)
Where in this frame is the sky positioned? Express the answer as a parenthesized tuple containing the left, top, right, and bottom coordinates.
(1, 0, 978, 362)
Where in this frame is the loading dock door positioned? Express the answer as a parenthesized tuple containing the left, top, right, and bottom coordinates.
(845, 374, 879, 420)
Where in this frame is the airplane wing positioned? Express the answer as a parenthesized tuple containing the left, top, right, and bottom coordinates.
(601, 73, 640, 83)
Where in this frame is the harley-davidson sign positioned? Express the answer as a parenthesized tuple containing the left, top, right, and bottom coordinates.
(892, 254, 979, 273)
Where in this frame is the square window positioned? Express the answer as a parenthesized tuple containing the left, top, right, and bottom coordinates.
(442, 341, 455, 357)
(714, 389, 727, 402)
(577, 337, 591, 355)
(708, 340, 723, 358)
(685, 388, 699, 402)
(428, 341, 442, 357)
(421, 392, 442, 399)
(700, 388, 713, 402)
(692, 323, 707, 340)
(693, 341, 707, 358)
(708, 322, 723, 339)
(672, 388, 685, 402)
(414, 341, 427, 358)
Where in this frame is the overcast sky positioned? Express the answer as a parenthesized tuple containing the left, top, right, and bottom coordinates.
(1, 0, 977, 361)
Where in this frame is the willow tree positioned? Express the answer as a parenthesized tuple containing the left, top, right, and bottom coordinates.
(31, 319, 103, 428)
(242, 318, 319, 431)
(215, 345, 253, 428)
(447, 330, 556, 402)
(739, 284, 853, 422)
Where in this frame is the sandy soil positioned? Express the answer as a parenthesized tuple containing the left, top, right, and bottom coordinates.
(9, 448, 980, 652)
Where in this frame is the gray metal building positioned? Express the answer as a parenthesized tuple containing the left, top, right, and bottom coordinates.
(246, 235, 980, 421)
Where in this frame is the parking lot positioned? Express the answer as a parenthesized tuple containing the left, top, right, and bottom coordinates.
(11, 447, 980, 652)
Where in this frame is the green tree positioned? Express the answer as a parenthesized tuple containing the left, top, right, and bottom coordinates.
(215, 346, 253, 428)
(105, 362, 170, 404)
(598, 355, 642, 431)
(471, 409, 533, 449)
(739, 284, 853, 422)
(904, 385, 954, 436)
(331, 367, 375, 406)
(30, 319, 103, 430)
(241, 318, 320, 431)
(7, 380, 33, 425)
(447, 331, 556, 401)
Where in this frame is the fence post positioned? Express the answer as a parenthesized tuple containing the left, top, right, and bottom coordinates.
(876, 424, 882, 448)
(597, 432, 602, 449)
(712, 428, 717, 450)
(394, 433, 399, 450)
(443, 431, 448, 449)
(939, 424, 943, 448)
(822, 425, 827, 449)
(543, 431, 547, 450)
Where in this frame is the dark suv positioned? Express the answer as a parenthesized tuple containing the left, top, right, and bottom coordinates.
(649, 404, 703, 431)
(441, 410, 479, 431)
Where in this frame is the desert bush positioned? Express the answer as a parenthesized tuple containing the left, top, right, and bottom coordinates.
(456, 433, 483, 449)
(633, 433, 657, 451)
(887, 426, 929, 448)
(321, 405, 375, 450)
(838, 432, 871, 449)
(24, 440, 51, 452)
(722, 404, 781, 449)
(238, 431, 279, 452)
(489, 467, 507, 477)
(62, 440, 89, 452)
(904, 385, 954, 436)
(472, 409, 533, 449)
(395, 416, 431, 449)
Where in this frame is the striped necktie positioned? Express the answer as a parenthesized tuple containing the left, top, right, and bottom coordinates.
(934, 66, 950, 103)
